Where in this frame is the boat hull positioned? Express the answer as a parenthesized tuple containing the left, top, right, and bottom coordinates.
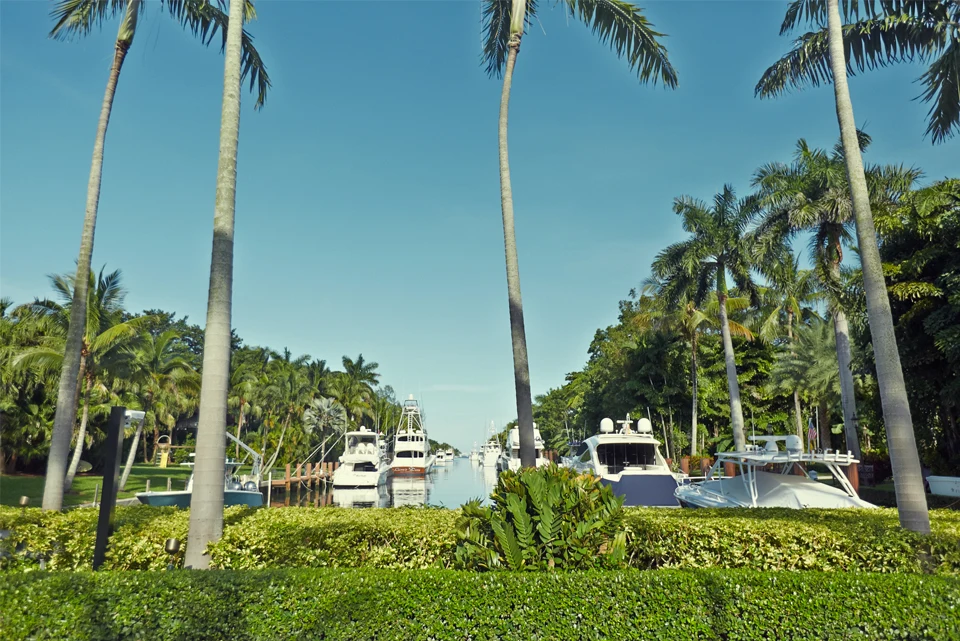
(927, 476, 960, 497)
(136, 490, 263, 508)
(600, 474, 681, 507)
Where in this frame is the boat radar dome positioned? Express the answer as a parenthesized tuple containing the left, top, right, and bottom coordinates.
(637, 418, 653, 434)
(785, 434, 802, 454)
(600, 418, 614, 434)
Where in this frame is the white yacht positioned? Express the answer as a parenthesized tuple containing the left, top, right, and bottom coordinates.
(564, 416, 680, 507)
(389, 395, 435, 476)
(332, 426, 388, 488)
(435, 450, 449, 465)
(497, 425, 549, 472)
(469, 443, 480, 462)
(674, 435, 876, 509)
(445, 448, 455, 461)
(481, 423, 502, 468)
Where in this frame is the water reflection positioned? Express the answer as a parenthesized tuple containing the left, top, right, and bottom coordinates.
(272, 457, 499, 509)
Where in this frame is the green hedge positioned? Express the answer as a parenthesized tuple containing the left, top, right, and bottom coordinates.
(1, 569, 957, 640)
(2, 506, 958, 574)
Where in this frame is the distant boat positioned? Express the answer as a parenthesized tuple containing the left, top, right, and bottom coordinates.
(136, 433, 263, 508)
(469, 442, 480, 462)
(481, 423, 501, 468)
(497, 425, 549, 472)
(333, 426, 389, 488)
(389, 396, 435, 476)
(563, 416, 680, 507)
(675, 435, 875, 509)
(436, 450, 449, 465)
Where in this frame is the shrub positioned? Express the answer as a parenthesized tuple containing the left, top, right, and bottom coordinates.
(1, 505, 958, 574)
(455, 465, 625, 570)
(1, 568, 957, 640)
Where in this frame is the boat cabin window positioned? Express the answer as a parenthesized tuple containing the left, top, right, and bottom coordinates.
(396, 451, 424, 458)
(596, 443, 658, 474)
(353, 462, 378, 472)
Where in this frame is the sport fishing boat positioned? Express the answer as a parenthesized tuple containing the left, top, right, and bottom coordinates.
(332, 426, 389, 488)
(136, 433, 263, 508)
(389, 395, 435, 476)
(481, 423, 501, 468)
(435, 450, 449, 465)
(674, 435, 875, 509)
(497, 425, 549, 472)
(445, 448, 455, 461)
(564, 416, 681, 507)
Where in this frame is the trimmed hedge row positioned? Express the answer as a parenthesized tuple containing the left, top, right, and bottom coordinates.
(2, 506, 958, 574)
(1, 569, 957, 640)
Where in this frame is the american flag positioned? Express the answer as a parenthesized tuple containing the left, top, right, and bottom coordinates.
(807, 417, 817, 451)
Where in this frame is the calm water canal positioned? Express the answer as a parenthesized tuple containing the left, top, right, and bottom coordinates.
(271, 458, 498, 509)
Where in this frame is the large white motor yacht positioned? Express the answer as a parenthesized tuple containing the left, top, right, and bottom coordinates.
(389, 395, 435, 476)
(674, 435, 876, 509)
(564, 416, 680, 507)
(481, 422, 502, 468)
(497, 425, 549, 472)
(332, 426, 388, 488)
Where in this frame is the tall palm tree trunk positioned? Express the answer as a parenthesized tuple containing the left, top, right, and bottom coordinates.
(64, 372, 93, 489)
(826, 0, 928, 532)
(833, 308, 861, 458)
(690, 335, 698, 456)
(185, 0, 245, 569)
(787, 310, 803, 438)
(717, 291, 746, 451)
(41, 8, 138, 510)
(498, 33, 536, 469)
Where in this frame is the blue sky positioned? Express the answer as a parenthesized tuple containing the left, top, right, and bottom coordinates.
(1, 1, 955, 450)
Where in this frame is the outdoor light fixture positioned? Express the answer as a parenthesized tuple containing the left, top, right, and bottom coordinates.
(19, 496, 28, 516)
(164, 538, 181, 571)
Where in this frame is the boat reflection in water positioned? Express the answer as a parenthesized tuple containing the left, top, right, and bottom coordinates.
(389, 475, 429, 507)
(332, 485, 390, 508)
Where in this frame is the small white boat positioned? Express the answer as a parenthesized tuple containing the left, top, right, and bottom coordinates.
(564, 416, 680, 507)
(675, 435, 875, 509)
(333, 426, 389, 488)
(445, 448, 455, 461)
(136, 433, 263, 508)
(497, 425, 549, 472)
(469, 443, 480, 462)
(389, 396, 435, 476)
(927, 476, 960, 498)
(435, 450, 449, 465)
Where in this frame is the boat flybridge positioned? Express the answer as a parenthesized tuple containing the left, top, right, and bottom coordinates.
(564, 416, 681, 507)
(481, 422, 501, 468)
(674, 435, 876, 509)
(136, 432, 263, 508)
(497, 424, 549, 472)
(333, 426, 389, 488)
(389, 395, 435, 476)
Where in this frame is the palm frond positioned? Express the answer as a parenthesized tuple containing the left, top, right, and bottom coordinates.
(481, 0, 516, 78)
(49, 0, 132, 40)
(917, 38, 960, 143)
(565, 0, 677, 87)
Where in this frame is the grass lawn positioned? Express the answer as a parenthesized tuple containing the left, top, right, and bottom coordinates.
(0, 464, 194, 507)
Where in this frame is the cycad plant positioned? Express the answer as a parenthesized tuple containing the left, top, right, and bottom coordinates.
(42, 0, 270, 511)
(482, 0, 677, 468)
(455, 464, 626, 571)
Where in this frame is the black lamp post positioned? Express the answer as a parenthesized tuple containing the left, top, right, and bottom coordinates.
(165, 538, 181, 570)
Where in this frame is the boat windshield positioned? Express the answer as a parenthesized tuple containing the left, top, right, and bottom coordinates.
(345, 435, 378, 456)
(596, 443, 659, 473)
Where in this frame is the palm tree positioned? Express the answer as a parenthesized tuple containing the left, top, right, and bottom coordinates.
(341, 354, 379, 390)
(116, 329, 199, 490)
(17, 268, 147, 490)
(650, 185, 760, 451)
(42, 0, 270, 512)
(756, 10, 930, 533)
(481, 0, 677, 468)
(756, 259, 818, 439)
(185, 0, 252, 569)
(303, 396, 348, 464)
(751, 136, 918, 458)
(228, 360, 262, 459)
(756, 0, 959, 143)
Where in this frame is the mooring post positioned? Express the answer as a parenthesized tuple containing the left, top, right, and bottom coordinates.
(145, 479, 151, 493)
(167, 478, 172, 492)
(284, 464, 291, 506)
(267, 471, 273, 507)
